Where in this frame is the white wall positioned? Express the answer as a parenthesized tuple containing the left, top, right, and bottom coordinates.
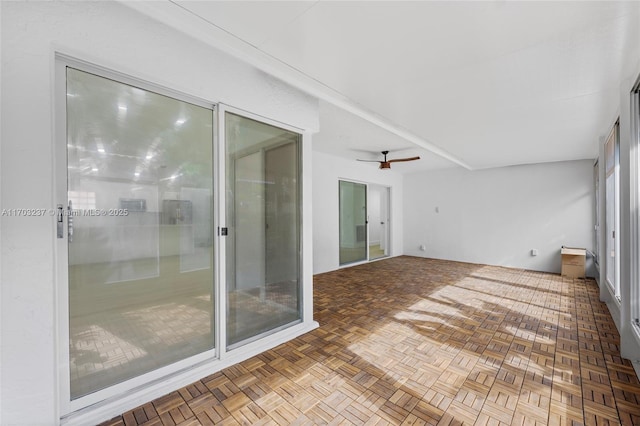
(0, 2, 318, 424)
(403, 160, 595, 274)
(313, 151, 403, 274)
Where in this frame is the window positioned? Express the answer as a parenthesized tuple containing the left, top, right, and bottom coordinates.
(633, 79, 640, 330)
(594, 161, 600, 268)
(605, 121, 620, 299)
(68, 190, 96, 211)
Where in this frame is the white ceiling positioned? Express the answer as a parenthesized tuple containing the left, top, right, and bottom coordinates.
(135, 1, 640, 172)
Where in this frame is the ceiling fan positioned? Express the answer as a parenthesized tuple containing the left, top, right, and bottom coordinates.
(357, 150, 420, 169)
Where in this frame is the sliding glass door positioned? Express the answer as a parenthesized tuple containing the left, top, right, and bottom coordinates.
(66, 67, 215, 399)
(225, 112, 301, 347)
(60, 64, 305, 412)
(339, 181, 391, 265)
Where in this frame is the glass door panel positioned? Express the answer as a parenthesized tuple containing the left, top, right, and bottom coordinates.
(225, 112, 301, 347)
(339, 180, 367, 265)
(66, 68, 214, 399)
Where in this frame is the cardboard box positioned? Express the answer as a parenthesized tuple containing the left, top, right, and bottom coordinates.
(561, 247, 586, 278)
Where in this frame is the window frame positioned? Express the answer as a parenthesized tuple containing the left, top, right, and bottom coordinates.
(594, 160, 600, 269)
(631, 76, 640, 338)
(604, 121, 621, 300)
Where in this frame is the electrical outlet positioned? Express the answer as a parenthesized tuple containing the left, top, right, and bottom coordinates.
(531, 249, 538, 256)
(419, 244, 426, 251)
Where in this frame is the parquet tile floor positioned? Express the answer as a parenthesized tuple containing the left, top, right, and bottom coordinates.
(101, 256, 640, 425)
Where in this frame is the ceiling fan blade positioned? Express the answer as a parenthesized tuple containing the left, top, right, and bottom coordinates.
(357, 159, 383, 163)
(387, 156, 420, 163)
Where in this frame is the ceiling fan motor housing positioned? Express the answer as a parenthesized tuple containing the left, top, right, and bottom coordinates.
(356, 150, 419, 169)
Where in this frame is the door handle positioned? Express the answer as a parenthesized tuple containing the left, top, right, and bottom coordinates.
(56, 204, 64, 238)
(68, 200, 74, 242)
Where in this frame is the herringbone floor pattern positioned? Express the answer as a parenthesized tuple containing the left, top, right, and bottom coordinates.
(100, 256, 640, 425)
